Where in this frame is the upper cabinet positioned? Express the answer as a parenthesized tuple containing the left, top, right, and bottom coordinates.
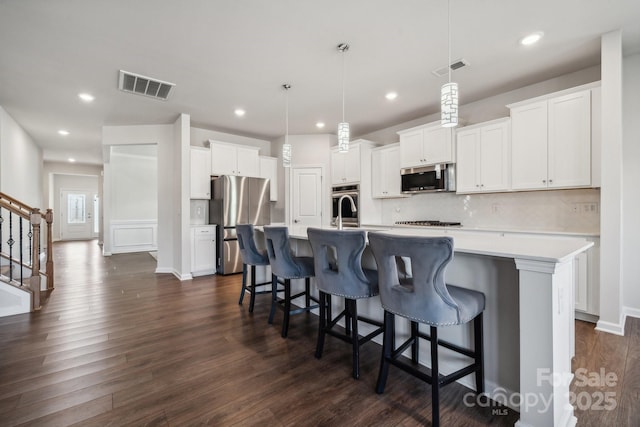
(331, 143, 362, 185)
(398, 121, 454, 169)
(210, 140, 260, 177)
(509, 88, 593, 191)
(456, 118, 511, 194)
(190, 146, 212, 199)
(371, 144, 406, 198)
(259, 156, 278, 201)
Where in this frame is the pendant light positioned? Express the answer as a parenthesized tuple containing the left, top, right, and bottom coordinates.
(282, 84, 292, 168)
(337, 43, 350, 152)
(441, 0, 458, 128)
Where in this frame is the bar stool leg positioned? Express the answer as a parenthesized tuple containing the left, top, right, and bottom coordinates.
(248, 265, 257, 313)
(349, 299, 360, 379)
(282, 279, 291, 338)
(411, 321, 419, 364)
(239, 263, 248, 305)
(430, 326, 440, 427)
(316, 291, 327, 359)
(268, 274, 277, 324)
(474, 312, 485, 394)
(345, 299, 352, 337)
(376, 311, 394, 393)
(305, 277, 311, 308)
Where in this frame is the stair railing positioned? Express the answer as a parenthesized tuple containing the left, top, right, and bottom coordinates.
(0, 192, 54, 311)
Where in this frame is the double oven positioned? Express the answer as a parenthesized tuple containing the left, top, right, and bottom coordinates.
(331, 184, 359, 228)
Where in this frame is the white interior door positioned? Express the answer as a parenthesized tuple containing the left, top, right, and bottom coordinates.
(60, 190, 95, 240)
(291, 167, 322, 227)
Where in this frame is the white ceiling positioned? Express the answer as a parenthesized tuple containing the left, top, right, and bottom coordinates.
(1, 0, 639, 165)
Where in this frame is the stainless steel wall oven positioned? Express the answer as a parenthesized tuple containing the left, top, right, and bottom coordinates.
(331, 184, 359, 227)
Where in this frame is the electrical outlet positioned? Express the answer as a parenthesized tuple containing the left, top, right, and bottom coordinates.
(573, 202, 599, 215)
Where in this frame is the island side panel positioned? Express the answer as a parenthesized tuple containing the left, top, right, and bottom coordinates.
(515, 258, 576, 427)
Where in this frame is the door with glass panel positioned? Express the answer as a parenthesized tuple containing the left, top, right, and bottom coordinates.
(60, 190, 97, 240)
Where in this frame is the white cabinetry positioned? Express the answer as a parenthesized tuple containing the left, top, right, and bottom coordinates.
(456, 118, 510, 193)
(398, 121, 454, 169)
(259, 156, 278, 201)
(209, 140, 260, 177)
(574, 237, 600, 319)
(509, 88, 592, 191)
(331, 143, 361, 184)
(371, 144, 406, 198)
(330, 140, 382, 224)
(190, 146, 212, 199)
(191, 225, 216, 276)
(499, 230, 599, 319)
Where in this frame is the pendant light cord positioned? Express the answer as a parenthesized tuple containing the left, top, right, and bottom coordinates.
(283, 83, 290, 144)
(341, 48, 346, 122)
(448, 0, 452, 84)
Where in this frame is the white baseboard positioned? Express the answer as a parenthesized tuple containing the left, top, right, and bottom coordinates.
(623, 306, 640, 319)
(172, 270, 192, 281)
(595, 318, 626, 336)
(155, 267, 173, 274)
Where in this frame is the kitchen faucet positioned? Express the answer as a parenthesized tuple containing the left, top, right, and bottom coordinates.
(337, 194, 357, 230)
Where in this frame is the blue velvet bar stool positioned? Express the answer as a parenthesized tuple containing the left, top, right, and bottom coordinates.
(368, 233, 485, 427)
(307, 228, 383, 379)
(263, 226, 319, 338)
(236, 224, 274, 313)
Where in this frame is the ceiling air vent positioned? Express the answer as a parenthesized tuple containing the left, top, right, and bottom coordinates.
(118, 70, 175, 100)
(431, 58, 470, 78)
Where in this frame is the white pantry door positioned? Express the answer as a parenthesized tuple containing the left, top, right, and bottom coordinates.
(291, 167, 322, 227)
(60, 190, 95, 240)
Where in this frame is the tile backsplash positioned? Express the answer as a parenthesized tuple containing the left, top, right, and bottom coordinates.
(380, 188, 600, 234)
(190, 200, 209, 225)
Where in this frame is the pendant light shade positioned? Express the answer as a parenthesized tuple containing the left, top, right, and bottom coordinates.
(338, 43, 350, 152)
(441, 82, 458, 127)
(282, 84, 292, 168)
(441, 0, 459, 128)
(338, 122, 350, 152)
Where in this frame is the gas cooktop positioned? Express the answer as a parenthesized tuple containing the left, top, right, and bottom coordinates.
(395, 220, 462, 227)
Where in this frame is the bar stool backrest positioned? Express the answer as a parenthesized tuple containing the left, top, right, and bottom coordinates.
(307, 228, 376, 299)
(264, 226, 309, 279)
(368, 233, 462, 326)
(237, 224, 268, 265)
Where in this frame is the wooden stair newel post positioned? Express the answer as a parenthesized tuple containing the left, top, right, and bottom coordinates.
(30, 209, 41, 310)
(45, 208, 54, 290)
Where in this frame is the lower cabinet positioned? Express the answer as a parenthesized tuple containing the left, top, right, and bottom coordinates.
(574, 236, 600, 319)
(502, 231, 599, 320)
(191, 225, 217, 276)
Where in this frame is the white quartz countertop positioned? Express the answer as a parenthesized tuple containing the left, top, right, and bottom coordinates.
(362, 223, 600, 238)
(273, 224, 594, 264)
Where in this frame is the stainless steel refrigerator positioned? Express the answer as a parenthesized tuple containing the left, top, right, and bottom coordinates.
(209, 175, 270, 274)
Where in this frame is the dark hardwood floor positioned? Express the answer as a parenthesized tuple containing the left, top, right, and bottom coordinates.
(0, 240, 637, 426)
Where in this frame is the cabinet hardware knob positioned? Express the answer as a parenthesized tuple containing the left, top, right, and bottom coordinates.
(549, 179, 553, 183)
(542, 180, 546, 183)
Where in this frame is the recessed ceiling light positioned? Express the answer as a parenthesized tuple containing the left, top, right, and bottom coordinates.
(68, 158, 76, 162)
(385, 92, 398, 101)
(58, 129, 70, 136)
(78, 93, 95, 102)
(316, 122, 325, 129)
(234, 108, 246, 117)
(520, 32, 544, 46)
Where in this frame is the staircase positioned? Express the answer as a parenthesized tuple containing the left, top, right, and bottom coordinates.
(0, 192, 54, 316)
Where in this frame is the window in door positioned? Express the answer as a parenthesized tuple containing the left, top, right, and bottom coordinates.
(67, 194, 86, 224)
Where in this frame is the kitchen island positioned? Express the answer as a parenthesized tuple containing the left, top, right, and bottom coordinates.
(275, 224, 592, 427)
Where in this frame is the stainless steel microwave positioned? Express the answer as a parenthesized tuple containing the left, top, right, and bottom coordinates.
(400, 163, 456, 194)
